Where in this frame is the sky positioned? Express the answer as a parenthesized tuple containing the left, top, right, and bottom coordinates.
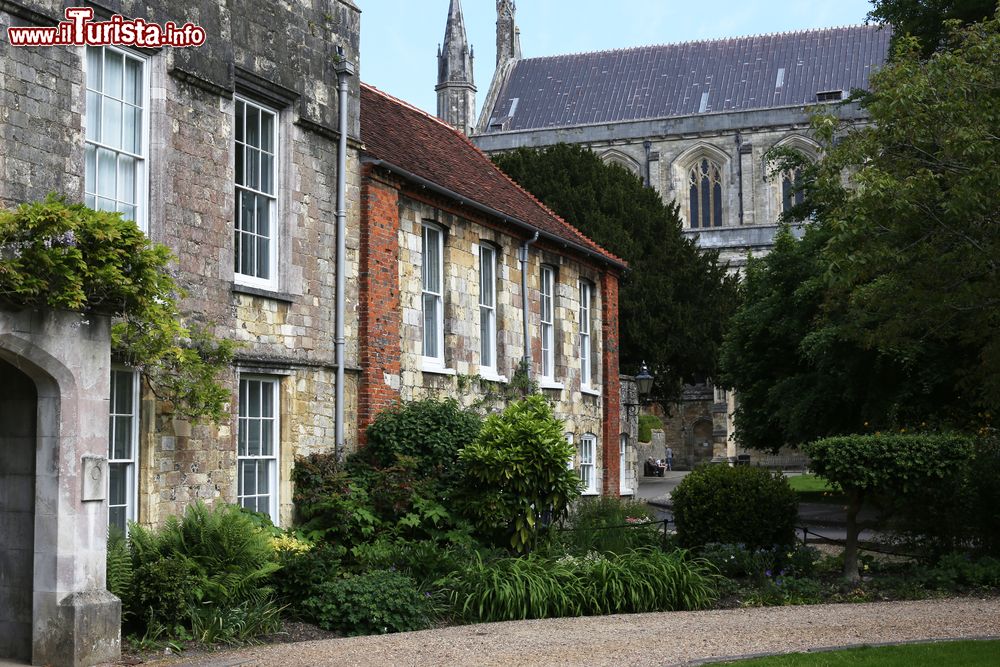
(358, 0, 878, 116)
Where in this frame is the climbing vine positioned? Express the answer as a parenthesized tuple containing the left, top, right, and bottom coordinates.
(0, 196, 235, 420)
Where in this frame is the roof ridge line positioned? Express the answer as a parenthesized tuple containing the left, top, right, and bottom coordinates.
(361, 83, 626, 266)
(517, 23, 887, 62)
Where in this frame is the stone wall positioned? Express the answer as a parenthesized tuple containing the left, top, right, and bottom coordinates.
(0, 0, 363, 529)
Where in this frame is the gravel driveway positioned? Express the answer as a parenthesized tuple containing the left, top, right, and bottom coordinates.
(143, 596, 1000, 666)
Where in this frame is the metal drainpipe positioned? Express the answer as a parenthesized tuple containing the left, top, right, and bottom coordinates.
(519, 231, 539, 376)
(643, 140, 652, 187)
(736, 130, 745, 226)
(334, 48, 355, 462)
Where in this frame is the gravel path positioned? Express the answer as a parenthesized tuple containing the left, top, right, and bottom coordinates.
(144, 596, 1000, 666)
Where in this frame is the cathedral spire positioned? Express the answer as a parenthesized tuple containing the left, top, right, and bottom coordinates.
(436, 0, 476, 135)
(496, 0, 521, 66)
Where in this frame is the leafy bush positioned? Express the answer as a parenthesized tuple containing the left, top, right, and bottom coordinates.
(360, 398, 482, 485)
(271, 542, 345, 616)
(350, 536, 490, 589)
(743, 576, 825, 606)
(458, 395, 581, 552)
(300, 570, 432, 635)
(672, 465, 798, 550)
(447, 548, 718, 622)
(126, 502, 281, 641)
(638, 414, 663, 443)
(0, 196, 234, 419)
(106, 528, 133, 615)
(555, 497, 663, 555)
(698, 543, 819, 580)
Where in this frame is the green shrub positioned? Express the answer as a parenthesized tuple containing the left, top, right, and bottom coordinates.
(555, 497, 662, 555)
(271, 542, 345, 616)
(638, 414, 663, 443)
(360, 398, 482, 484)
(447, 548, 718, 623)
(300, 570, 432, 635)
(743, 576, 825, 606)
(458, 395, 581, 553)
(127, 502, 281, 641)
(672, 465, 798, 550)
(106, 528, 133, 614)
(697, 543, 819, 580)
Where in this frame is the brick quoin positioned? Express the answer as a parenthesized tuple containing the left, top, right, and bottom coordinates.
(358, 166, 402, 444)
(601, 271, 622, 496)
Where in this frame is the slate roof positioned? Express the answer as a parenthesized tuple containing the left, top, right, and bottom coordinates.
(360, 83, 626, 268)
(482, 24, 892, 132)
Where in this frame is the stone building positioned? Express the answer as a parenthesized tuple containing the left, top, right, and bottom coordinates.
(359, 83, 628, 496)
(437, 2, 891, 464)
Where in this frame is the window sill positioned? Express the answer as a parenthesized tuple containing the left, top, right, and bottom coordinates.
(581, 490, 600, 496)
(232, 283, 295, 303)
(538, 380, 565, 391)
(478, 371, 509, 383)
(421, 363, 456, 376)
(581, 386, 602, 398)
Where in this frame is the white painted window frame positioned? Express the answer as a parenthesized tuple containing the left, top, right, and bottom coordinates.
(85, 45, 149, 232)
(619, 433, 632, 496)
(421, 222, 446, 368)
(479, 243, 498, 377)
(540, 265, 555, 382)
(580, 433, 598, 495)
(237, 376, 280, 525)
(108, 367, 139, 535)
(234, 96, 279, 290)
(579, 280, 592, 389)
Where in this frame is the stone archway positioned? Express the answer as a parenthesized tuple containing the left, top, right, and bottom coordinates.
(0, 309, 120, 667)
(0, 359, 37, 661)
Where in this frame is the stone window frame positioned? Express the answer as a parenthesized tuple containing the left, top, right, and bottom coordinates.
(108, 366, 140, 535)
(768, 135, 821, 220)
(478, 241, 501, 380)
(579, 432, 599, 495)
(84, 45, 150, 232)
(421, 221, 447, 370)
(539, 264, 558, 385)
(673, 143, 731, 230)
(233, 95, 280, 291)
(237, 375, 281, 525)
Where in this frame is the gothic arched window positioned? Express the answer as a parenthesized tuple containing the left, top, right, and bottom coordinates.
(781, 168, 805, 214)
(689, 158, 723, 228)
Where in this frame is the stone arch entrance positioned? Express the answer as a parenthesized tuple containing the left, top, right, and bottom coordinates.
(0, 310, 120, 666)
(0, 359, 37, 661)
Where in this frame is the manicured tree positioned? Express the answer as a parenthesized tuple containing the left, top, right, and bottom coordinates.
(802, 433, 972, 582)
(458, 395, 581, 553)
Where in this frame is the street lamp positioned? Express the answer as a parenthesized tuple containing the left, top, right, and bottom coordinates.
(623, 361, 655, 419)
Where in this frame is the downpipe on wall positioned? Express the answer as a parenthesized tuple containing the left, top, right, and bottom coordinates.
(519, 231, 539, 377)
(334, 48, 355, 462)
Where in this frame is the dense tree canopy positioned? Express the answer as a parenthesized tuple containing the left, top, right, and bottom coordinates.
(868, 0, 997, 56)
(493, 144, 737, 403)
(720, 14, 999, 449)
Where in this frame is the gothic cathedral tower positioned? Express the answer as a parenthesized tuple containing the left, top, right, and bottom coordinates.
(436, 0, 476, 135)
(496, 0, 521, 65)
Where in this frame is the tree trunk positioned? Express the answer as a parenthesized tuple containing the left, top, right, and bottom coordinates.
(842, 488, 863, 584)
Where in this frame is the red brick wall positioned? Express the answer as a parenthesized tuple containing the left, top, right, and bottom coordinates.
(601, 271, 622, 495)
(358, 166, 402, 443)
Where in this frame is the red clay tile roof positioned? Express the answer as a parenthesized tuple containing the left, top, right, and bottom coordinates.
(360, 83, 626, 269)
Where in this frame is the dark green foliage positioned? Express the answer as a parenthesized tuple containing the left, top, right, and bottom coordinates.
(803, 432, 974, 579)
(638, 414, 663, 443)
(868, 0, 996, 56)
(300, 570, 432, 635)
(493, 144, 737, 403)
(554, 497, 663, 555)
(271, 542, 345, 616)
(126, 502, 281, 641)
(0, 196, 235, 419)
(671, 465, 799, 550)
(458, 395, 581, 552)
(106, 528, 133, 615)
(447, 548, 718, 622)
(697, 543, 819, 580)
(350, 536, 491, 589)
(359, 398, 482, 485)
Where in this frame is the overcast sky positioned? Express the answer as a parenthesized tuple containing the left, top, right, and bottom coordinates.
(358, 0, 878, 115)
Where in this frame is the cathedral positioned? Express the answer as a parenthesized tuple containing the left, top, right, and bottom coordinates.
(436, 0, 892, 467)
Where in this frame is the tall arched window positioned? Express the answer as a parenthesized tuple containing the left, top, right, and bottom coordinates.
(782, 167, 805, 214)
(689, 158, 723, 228)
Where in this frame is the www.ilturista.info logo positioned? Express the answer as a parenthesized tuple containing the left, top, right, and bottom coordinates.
(7, 7, 205, 47)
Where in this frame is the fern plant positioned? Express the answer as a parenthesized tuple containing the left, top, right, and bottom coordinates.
(106, 527, 134, 616)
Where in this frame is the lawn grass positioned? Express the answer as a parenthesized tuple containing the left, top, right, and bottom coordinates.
(722, 639, 1000, 666)
(786, 474, 845, 504)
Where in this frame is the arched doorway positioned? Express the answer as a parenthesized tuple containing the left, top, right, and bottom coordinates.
(0, 358, 37, 661)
